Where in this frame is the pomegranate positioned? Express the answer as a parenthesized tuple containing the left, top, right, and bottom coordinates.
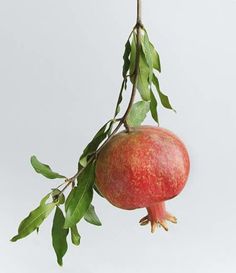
(95, 126, 190, 232)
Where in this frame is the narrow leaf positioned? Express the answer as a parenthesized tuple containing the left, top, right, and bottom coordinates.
(126, 101, 150, 127)
(130, 33, 151, 101)
(93, 184, 104, 198)
(114, 79, 126, 116)
(30, 156, 65, 179)
(40, 192, 52, 206)
(150, 89, 159, 124)
(149, 42, 161, 72)
(11, 202, 56, 242)
(152, 74, 175, 111)
(122, 40, 131, 78)
(52, 207, 69, 266)
(64, 162, 95, 228)
(137, 75, 150, 101)
(137, 51, 151, 101)
(70, 225, 81, 246)
(65, 188, 76, 212)
(84, 204, 102, 226)
(79, 122, 110, 167)
(129, 34, 137, 76)
(141, 32, 153, 82)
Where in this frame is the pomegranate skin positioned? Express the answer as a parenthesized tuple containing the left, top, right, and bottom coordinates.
(95, 126, 190, 210)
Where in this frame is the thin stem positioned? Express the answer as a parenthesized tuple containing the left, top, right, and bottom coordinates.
(59, 0, 143, 194)
(122, 18, 142, 129)
(107, 29, 136, 135)
(56, 181, 67, 189)
(137, 0, 142, 25)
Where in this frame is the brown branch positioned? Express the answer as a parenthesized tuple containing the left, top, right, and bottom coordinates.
(137, 0, 142, 25)
(59, 0, 143, 194)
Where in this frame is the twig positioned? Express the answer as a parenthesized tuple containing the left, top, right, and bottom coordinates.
(59, 0, 143, 194)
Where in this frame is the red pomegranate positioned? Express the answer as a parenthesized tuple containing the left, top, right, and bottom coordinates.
(95, 126, 190, 232)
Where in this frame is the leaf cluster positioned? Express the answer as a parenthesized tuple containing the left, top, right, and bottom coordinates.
(11, 157, 102, 266)
(123, 29, 175, 127)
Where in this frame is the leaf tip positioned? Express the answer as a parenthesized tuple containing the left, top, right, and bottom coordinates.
(73, 241, 80, 246)
(30, 155, 36, 161)
(57, 259, 63, 267)
(10, 236, 18, 242)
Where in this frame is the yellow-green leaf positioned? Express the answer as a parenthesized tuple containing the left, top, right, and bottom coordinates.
(70, 225, 81, 246)
(126, 101, 150, 127)
(137, 51, 151, 101)
(149, 42, 161, 72)
(129, 34, 137, 76)
(40, 192, 52, 206)
(141, 32, 153, 82)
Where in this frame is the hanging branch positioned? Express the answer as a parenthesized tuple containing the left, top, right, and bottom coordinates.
(60, 1, 144, 188)
(11, 0, 175, 266)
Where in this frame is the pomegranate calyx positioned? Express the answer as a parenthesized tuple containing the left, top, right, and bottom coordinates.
(139, 202, 177, 233)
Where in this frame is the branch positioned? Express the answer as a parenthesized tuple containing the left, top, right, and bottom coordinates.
(137, 0, 142, 25)
(59, 1, 143, 194)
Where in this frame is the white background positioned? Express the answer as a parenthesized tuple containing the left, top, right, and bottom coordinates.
(1, 0, 236, 272)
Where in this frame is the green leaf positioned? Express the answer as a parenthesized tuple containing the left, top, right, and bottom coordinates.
(93, 184, 104, 198)
(11, 202, 56, 242)
(137, 51, 151, 101)
(70, 225, 81, 246)
(52, 189, 65, 205)
(129, 33, 151, 101)
(30, 156, 65, 179)
(114, 37, 133, 118)
(150, 89, 159, 124)
(79, 122, 110, 167)
(84, 204, 102, 226)
(129, 34, 137, 76)
(149, 42, 161, 72)
(126, 101, 150, 127)
(137, 74, 150, 101)
(152, 74, 175, 111)
(65, 188, 76, 212)
(40, 192, 52, 206)
(65, 190, 81, 245)
(52, 207, 69, 266)
(141, 32, 153, 82)
(122, 40, 131, 78)
(114, 79, 126, 117)
(64, 162, 95, 228)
